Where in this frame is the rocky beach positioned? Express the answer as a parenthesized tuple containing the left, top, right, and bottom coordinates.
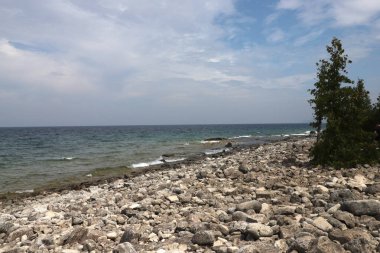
(1, 137, 380, 253)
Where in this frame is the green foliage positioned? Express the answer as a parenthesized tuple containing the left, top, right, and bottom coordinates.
(309, 38, 379, 168)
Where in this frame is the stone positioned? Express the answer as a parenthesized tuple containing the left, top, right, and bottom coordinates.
(120, 228, 141, 243)
(232, 211, 255, 222)
(223, 167, 243, 179)
(236, 200, 262, 213)
(291, 232, 315, 252)
(7, 227, 33, 242)
(72, 216, 83, 226)
(237, 242, 279, 253)
(274, 205, 297, 215)
(365, 183, 380, 195)
(166, 195, 179, 203)
(246, 223, 273, 239)
(60, 227, 88, 245)
(330, 189, 354, 202)
(114, 242, 137, 253)
(309, 236, 345, 253)
(341, 200, 380, 217)
(191, 231, 215, 246)
(343, 238, 377, 253)
(333, 210, 355, 228)
(0, 221, 13, 234)
(312, 217, 333, 232)
(328, 228, 376, 245)
(107, 231, 118, 240)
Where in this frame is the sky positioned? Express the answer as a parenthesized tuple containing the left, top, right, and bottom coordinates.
(0, 0, 380, 126)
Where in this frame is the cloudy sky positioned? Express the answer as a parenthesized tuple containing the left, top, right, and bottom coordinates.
(1, 0, 380, 126)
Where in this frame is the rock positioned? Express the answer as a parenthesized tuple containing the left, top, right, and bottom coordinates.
(312, 217, 333, 232)
(166, 195, 179, 203)
(365, 183, 380, 195)
(309, 236, 345, 253)
(107, 231, 118, 240)
(290, 232, 315, 252)
(274, 205, 297, 215)
(238, 163, 249, 174)
(7, 227, 33, 242)
(237, 242, 279, 253)
(120, 228, 141, 243)
(60, 227, 88, 245)
(343, 238, 377, 253)
(114, 242, 137, 253)
(223, 167, 243, 179)
(333, 210, 355, 228)
(328, 228, 376, 245)
(72, 216, 83, 226)
(236, 200, 262, 213)
(330, 189, 354, 202)
(191, 230, 215, 246)
(341, 200, 380, 217)
(256, 190, 276, 199)
(232, 211, 255, 222)
(246, 223, 273, 240)
(0, 221, 13, 234)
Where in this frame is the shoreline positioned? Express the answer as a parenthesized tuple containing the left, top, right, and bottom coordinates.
(2, 136, 379, 252)
(0, 136, 285, 201)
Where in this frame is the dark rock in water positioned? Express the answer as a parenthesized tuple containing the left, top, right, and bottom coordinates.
(343, 238, 376, 253)
(114, 242, 137, 253)
(191, 230, 215, 246)
(120, 228, 140, 243)
(309, 236, 346, 253)
(236, 200, 262, 213)
(225, 142, 233, 148)
(204, 137, 226, 141)
(341, 200, 380, 217)
(60, 227, 88, 245)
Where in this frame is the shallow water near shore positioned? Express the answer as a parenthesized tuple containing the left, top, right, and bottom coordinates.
(0, 124, 312, 193)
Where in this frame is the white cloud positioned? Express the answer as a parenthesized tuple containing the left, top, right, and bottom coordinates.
(277, 0, 380, 27)
(266, 28, 286, 43)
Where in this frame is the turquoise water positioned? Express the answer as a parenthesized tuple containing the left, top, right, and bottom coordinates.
(0, 124, 312, 193)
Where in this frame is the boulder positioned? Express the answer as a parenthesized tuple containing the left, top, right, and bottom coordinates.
(333, 210, 355, 228)
(60, 227, 88, 245)
(246, 223, 273, 240)
(114, 242, 137, 253)
(191, 230, 215, 246)
(237, 242, 278, 253)
(290, 232, 315, 253)
(309, 236, 345, 253)
(236, 200, 262, 213)
(341, 200, 380, 217)
(343, 238, 377, 253)
(328, 228, 376, 245)
(312, 217, 333, 232)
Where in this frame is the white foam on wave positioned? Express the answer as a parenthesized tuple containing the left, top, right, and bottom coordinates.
(62, 157, 75, 161)
(229, 135, 252, 139)
(165, 158, 186, 163)
(183, 142, 190, 146)
(291, 131, 311, 136)
(132, 156, 186, 168)
(201, 140, 220, 144)
(204, 148, 230, 155)
(15, 189, 34, 194)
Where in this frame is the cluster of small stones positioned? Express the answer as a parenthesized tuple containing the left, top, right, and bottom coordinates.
(1, 137, 380, 253)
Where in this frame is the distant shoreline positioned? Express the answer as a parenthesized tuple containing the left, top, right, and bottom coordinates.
(0, 135, 311, 201)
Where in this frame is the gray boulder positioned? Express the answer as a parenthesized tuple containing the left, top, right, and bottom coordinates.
(341, 200, 380, 217)
(113, 242, 137, 253)
(191, 230, 215, 246)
